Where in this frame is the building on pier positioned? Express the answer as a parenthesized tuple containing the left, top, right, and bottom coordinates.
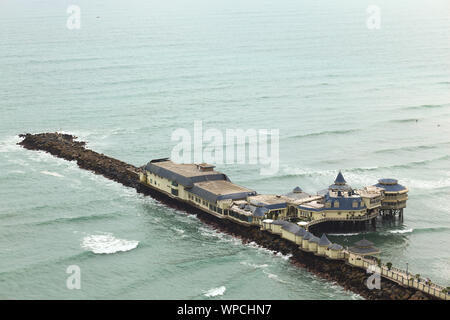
(348, 239, 380, 267)
(296, 171, 383, 225)
(374, 179, 408, 217)
(308, 235, 320, 252)
(317, 234, 331, 256)
(326, 243, 345, 259)
(139, 159, 405, 232)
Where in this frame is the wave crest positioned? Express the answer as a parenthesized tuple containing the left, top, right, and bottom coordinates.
(81, 233, 139, 254)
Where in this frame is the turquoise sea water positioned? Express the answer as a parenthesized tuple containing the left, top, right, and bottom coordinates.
(1, 0, 449, 299)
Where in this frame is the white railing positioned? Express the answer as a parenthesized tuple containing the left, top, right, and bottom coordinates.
(358, 256, 449, 300)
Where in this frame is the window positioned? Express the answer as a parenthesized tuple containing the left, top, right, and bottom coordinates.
(325, 201, 331, 208)
(171, 188, 178, 196)
(352, 201, 358, 208)
(334, 201, 339, 208)
(171, 181, 178, 187)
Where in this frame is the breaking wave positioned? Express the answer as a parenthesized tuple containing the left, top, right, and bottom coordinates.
(388, 228, 413, 234)
(388, 118, 420, 123)
(81, 233, 139, 254)
(374, 144, 436, 154)
(404, 103, 449, 110)
(204, 286, 226, 297)
(263, 270, 288, 283)
(240, 261, 269, 269)
(287, 129, 359, 140)
(41, 171, 64, 178)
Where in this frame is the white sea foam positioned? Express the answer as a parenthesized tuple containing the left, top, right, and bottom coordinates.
(204, 286, 226, 297)
(81, 233, 139, 254)
(41, 170, 64, 178)
(173, 227, 185, 234)
(276, 252, 293, 261)
(263, 270, 288, 283)
(0, 135, 21, 153)
(388, 228, 413, 234)
(240, 261, 269, 269)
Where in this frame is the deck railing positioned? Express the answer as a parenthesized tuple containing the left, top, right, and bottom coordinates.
(306, 212, 379, 228)
(358, 256, 449, 300)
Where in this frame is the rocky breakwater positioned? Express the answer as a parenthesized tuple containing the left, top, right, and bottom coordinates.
(19, 133, 140, 188)
(18, 132, 434, 300)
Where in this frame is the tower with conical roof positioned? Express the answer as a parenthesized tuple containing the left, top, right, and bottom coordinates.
(328, 171, 352, 192)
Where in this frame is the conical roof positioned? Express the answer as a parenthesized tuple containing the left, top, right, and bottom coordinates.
(293, 186, 303, 193)
(302, 232, 312, 240)
(294, 227, 306, 236)
(328, 243, 343, 251)
(319, 234, 331, 246)
(334, 171, 346, 185)
(354, 239, 374, 247)
(349, 238, 380, 255)
(282, 223, 301, 234)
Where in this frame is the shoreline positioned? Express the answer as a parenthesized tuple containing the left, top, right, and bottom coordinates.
(18, 132, 434, 300)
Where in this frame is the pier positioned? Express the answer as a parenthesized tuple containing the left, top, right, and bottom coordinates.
(18, 132, 448, 300)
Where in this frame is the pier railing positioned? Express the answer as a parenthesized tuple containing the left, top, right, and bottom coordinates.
(306, 212, 379, 229)
(358, 257, 449, 300)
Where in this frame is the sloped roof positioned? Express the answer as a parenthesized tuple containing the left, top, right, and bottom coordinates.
(374, 179, 407, 192)
(294, 227, 307, 236)
(319, 234, 331, 246)
(328, 243, 343, 251)
(253, 207, 269, 217)
(282, 222, 301, 234)
(302, 232, 312, 240)
(348, 246, 380, 255)
(293, 186, 303, 193)
(354, 239, 374, 247)
(349, 238, 380, 255)
(335, 171, 346, 185)
(309, 235, 320, 243)
(272, 220, 291, 226)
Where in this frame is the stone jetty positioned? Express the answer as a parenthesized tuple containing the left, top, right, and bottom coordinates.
(18, 132, 434, 300)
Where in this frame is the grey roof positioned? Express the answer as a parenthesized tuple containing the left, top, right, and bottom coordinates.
(348, 246, 380, 255)
(190, 185, 253, 203)
(319, 234, 331, 246)
(354, 239, 375, 247)
(281, 223, 301, 234)
(271, 220, 291, 226)
(335, 171, 346, 185)
(145, 161, 229, 188)
(253, 207, 269, 217)
(374, 178, 407, 192)
(328, 243, 343, 251)
(293, 186, 303, 193)
(294, 227, 307, 236)
(349, 238, 379, 255)
(309, 235, 320, 243)
(302, 232, 312, 240)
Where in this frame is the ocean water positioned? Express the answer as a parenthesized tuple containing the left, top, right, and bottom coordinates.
(1, 0, 449, 299)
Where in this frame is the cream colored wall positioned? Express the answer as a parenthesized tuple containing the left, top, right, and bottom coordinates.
(308, 242, 318, 252)
(299, 209, 368, 221)
(302, 239, 309, 249)
(295, 235, 303, 245)
(281, 230, 296, 242)
(326, 249, 343, 259)
(317, 245, 327, 256)
(348, 253, 364, 267)
(271, 224, 282, 234)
